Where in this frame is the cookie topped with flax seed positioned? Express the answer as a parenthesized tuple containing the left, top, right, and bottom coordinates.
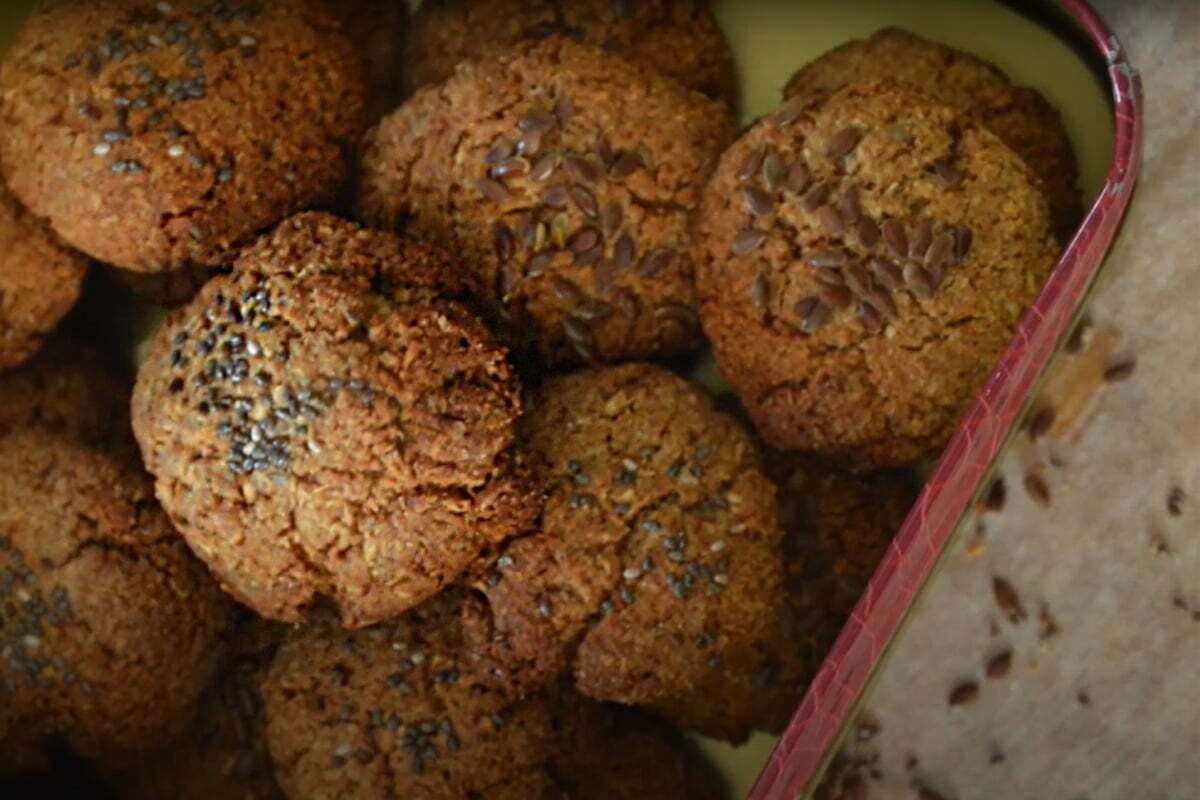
(0, 0, 369, 274)
(461, 363, 784, 743)
(694, 80, 1060, 472)
(358, 36, 735, 367)
(403, 0, 738, 104)
(784, 27, 1081, 239)
(131, 213, 537, 628)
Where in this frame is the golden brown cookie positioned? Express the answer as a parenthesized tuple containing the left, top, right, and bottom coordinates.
(333, 0, 407, 118)
(0, 428, 231, 768)
(404, 0, 737, 104)
(358, 37, 734, 366)
(750, 463, 914, 734)
(462, 363, 784, 743)
(0, 184, 88, 371)
(783, 27, 1081, 239)
(262, 590, 719, 799)
(0, 341, 128, 447)
(694, 81, 1060, 472)
(109, 615, 287, 800)
(132, 213, 537, 627)
(0, 0, 369, 274)
(262, 592, 562, 799)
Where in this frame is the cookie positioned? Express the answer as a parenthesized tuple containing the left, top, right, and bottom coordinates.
(358, 37, 734, 366)
(132, 213, 537, 627)
(0, 0, 370, 274)
(694, 80, 1060, 471)
(553, 703, 723, 800)
(462, 363, 784, 743)
(109, 615, 286, 800)
(262, 591, 717, 799)
(334, 0, 407, 118)
(403, 0, 737, 104)
(0, 184, 88, 371)
(783, 27, 1081, 238)
(262, 591, 562, 799)
(0, 428, 231, 768)
(0, 342, 128, 447)
(751, 464, 914, 733)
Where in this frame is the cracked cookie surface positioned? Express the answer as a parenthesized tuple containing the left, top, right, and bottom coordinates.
(694, 80, 1060, 472)
(462, 363, 784, 743)
(0, 0, 369, 273)
(784, 27, 1081, 239)
(403, 0, 737, 104)
(0, 185, 88, 371)
(132, 213, 537, 627)
(263, 590, 717, 799)
(0, 428, 231, 768)
(358, 37, 734, 367)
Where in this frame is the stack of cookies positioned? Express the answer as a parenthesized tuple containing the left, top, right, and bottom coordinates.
(0, 3, 1078, 798)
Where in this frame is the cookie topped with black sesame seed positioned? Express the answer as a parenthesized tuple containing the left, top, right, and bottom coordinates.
(0, 184, 88, 372)
(694, 80, 1060, 472)
(403, 0, 738, 104)
(461, 363, 784, 743)
(0, 427, 231, 768)
(261, 591, 562, 799)
(261, 590, 719, 800)
(132, 213, 537, 628)
(783, 27, 1082, 239)
(358, 36, 735, 367)
(0, 0, 370, 274)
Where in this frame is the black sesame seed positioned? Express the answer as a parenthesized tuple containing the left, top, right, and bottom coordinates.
(642, 519, 660, 532)
(613, 502, 630, 516)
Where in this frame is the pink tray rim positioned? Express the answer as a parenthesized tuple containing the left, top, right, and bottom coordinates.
(749, 2, 1144, 798)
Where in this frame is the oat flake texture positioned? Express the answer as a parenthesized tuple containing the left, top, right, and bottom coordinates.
(132, 213, 537, 627)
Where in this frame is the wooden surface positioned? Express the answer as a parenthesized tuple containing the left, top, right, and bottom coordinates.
(823, 3, 1200, 798)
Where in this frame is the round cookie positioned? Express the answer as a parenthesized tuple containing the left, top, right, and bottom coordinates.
(783, 27, 1081, 239)
(750, 464, 914, 734)
(462, 363, 785, 743)
(0, 428, 231, 768)
(358, 37, 734, 367)
(0, 0, 370, 274)
(132, 213, 537, 627)
(0, 342, 128, 447)
(109, 615, 286, 800)
(262, 592, 561, 799)
(0, 184, 88, 371)
(694, 80, 1060, 472)
(403, 0, 738, 104)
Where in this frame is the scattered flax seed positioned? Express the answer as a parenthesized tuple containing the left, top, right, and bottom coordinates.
(1023, 472, 1051, 507)
(1077, 690, 1091, 706)
(981, 477, 1006, 512)
(918, 787, 950, 800)
(1037, 603, 1060, 640)
(1103, 358, 1137, 382)
(948, 681, 980, 707)
(1027, 406, 1055, 439)
(985, 650, 1012, 679)
(1167, 487, 1184, 516)
(992, 576, 1025, 623)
